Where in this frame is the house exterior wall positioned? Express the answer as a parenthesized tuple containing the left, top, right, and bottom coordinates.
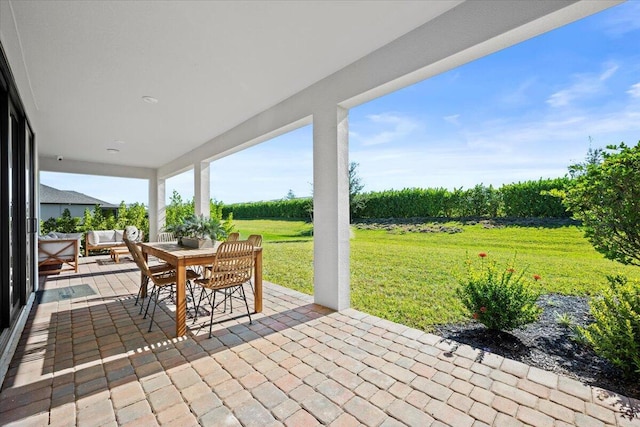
(40, 204, 93, 220)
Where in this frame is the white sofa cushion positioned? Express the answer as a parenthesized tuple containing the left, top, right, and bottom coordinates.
(87, 231, 100, 245)
(39, 232, 82, 241)
(94, 230, 117, 243)
(53, 232, 83, 240)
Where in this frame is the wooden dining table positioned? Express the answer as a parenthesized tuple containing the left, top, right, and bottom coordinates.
(139, 241, 263, 337)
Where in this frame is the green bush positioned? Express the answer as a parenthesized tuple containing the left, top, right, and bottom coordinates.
(164, 190, 235, 236)
(501, 178, 571, 218)
(456, 253, 542, 331)
(579, 275, 640, 378)
(564, 142, 640, 266)
(223, 198, 311, 220)
(40, 208, 81, 234)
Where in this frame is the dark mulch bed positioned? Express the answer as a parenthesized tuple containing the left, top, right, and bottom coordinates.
(433, 294, 640, 400)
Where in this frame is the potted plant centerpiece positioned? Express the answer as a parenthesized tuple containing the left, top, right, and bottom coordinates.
(166, 214, 226, 249)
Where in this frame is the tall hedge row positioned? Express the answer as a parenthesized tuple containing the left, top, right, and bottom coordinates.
(501, 178, 570, 218)
(222, 198, 311, 220)
(223, 178, 572, 220)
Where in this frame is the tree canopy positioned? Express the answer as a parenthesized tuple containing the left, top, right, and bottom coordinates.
(564, 142, 640, 266)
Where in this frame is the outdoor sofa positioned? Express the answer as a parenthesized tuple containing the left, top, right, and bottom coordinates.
(85, 230, 127, 256)
(85, 228, 144, 256)
(38, 232, 83, 274)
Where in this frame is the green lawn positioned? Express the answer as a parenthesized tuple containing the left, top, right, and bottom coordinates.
(234, 219, 640, 331)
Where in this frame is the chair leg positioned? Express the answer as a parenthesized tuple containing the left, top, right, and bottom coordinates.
(148, 285, 164, 332)
(187, 280, 199, 318)
(208, 290, 218, 338)
(240, 285, 252, 325)
(136, 277, 150, 314)
(135, 276, 149, 311)
(247, 277, 254, 295)
(193, 287, 206, 324)
(143, 284, 156, 319)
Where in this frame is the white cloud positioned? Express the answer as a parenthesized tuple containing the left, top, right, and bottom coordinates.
(600, 1, 640, 37)
(501, 77, 537, 106)
(546, 63, 618, 108)
(443, 114, 460, 126)
(627, 83, 640, 98)
(599, 64, 619, 81)
(355, 113, 420, 146)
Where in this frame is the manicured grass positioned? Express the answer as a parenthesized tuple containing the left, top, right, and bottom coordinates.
(234, 219, 640, 331)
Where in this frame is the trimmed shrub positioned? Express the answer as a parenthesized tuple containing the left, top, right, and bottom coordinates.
(501, 178, 571, 218)
(456, 253, 542, 331)
(223, 198, 311, 220)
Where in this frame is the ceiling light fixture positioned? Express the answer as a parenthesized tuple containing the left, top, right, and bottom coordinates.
(142, 96, 159, 104)
(107, 148, 120, 154)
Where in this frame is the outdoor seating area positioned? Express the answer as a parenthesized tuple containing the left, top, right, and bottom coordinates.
(0, 255, 637, 426)
(85, 230, 144, 257)
(38, 232, 83, 274)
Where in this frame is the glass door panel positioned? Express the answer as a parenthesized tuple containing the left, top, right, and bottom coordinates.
(8, 106, 19, 317)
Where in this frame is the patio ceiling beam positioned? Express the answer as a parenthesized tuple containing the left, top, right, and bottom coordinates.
(39, 157, 155, 180)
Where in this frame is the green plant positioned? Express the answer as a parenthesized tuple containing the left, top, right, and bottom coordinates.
(456, 253, 542, 331)
(166, 190, 195, 227)
(556, 312, 573, 328)
(166, 214, 226, 241)
(579, 275, 640, 378)
(564, 142, 640, 266)
(210, 200, 235, 236)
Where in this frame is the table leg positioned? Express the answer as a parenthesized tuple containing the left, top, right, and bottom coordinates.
(176, 263, 187, 337)
(254, 250, 262, 313)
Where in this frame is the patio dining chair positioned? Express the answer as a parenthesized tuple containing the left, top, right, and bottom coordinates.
(123, 236, 173, 311)
(125, 238, 200, 331)
(227, 232, 240, 242)
(192, 240, 255, 337)
(247, 234, 263, 247)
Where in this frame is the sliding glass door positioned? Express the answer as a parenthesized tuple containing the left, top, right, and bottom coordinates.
(0, 76, 34, 335)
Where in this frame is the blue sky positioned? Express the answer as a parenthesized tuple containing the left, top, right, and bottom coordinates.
(41, 2, 640, 206)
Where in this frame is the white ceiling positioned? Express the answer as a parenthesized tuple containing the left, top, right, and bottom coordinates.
(6, 0, 462, 169)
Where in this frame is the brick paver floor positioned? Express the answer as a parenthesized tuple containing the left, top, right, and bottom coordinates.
(1, 255, 638, 426)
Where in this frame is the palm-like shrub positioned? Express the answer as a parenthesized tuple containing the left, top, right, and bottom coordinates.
(166, 214, 226, 241)
(457, 253, 542, 331)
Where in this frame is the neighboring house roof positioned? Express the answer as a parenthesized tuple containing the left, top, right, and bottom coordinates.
(40, 184, 118, 208)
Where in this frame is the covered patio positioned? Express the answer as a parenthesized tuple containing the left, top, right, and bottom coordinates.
(2, 1, 639, 425)
(1, 257, 636, 426)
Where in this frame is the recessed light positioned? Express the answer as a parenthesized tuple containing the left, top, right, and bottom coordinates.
(142, 96, 159, 104)
(114, 140, 125, 144)
(107, 148, 120, 154)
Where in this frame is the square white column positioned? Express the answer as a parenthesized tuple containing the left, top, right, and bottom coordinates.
(313, 106, 350, 310)
(148, 174, 165, 242)
(194, 161, 210, 217)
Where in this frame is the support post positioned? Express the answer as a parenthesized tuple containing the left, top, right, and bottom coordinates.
(148, 174, 164, 242)
(194, 161, 210, 217)
(312, 105, 350, 310)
